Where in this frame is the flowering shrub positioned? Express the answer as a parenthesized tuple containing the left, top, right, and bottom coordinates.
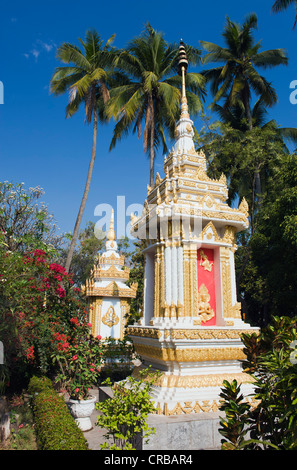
(54, 334, 103, 400)
(0, 246, 94, 391)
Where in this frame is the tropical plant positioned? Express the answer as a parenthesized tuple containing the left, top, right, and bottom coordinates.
(50, 30, 117, 273)
(200, 14, 288, 131)
(198, 121, 286, 232)
(107, 23, 205, 186)
(96, 366, 161, 450)
(213, 97, 297, 147)
(272, 0, 297, 28)
(219, 379, 252, 450)
(219, 317, 297, 450)
(236, 153, 297, 324)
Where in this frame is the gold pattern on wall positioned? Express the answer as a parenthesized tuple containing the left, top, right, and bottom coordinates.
(102, 305, 119, 328)
(190, 245, 198, 317)
(127, 326, 259, 340)
(120, 300, 129, 340)
(159, 396, 258, 416)
(89, 298, 103, 337)
(199, 250, 213, 272)
(198, 284, 215, 323)
(132, 343, 246, 362)
(219, 246, 241, 319)
(133, 366, 254, 389)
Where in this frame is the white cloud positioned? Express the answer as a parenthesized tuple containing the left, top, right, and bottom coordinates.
(24, 39, 56, 61)
(31, 49, 40, 60)
(37, 39, 56, 52)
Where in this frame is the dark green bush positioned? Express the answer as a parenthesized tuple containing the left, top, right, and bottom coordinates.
(29, 376, 88, 450)
(27, 376, 54, 395)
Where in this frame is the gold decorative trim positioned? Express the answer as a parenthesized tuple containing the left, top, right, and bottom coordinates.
(97, 252, 125, 266)
(199, 250, 214, 272)
(157, 396, 258, 416)
(89, 298, 103, 337)
(85, 280, 137, 298)
(132, 344, 246, 362)
(127, 326, 259, 340)
(102, 305, 119, 328)
(120, 299, 129, 340)
(198, 284, 215, 323)
(133, 366, 254, 389)
(91, 264, 130, 281)
(220, 246, 241, 320)
(170, 328, 258, 340)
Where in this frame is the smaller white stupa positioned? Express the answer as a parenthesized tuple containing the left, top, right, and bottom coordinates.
(84, 210, 137, 340)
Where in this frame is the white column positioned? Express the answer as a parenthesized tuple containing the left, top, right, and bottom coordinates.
(229, 249, 237, 306)
(171, 244, 177, 306)
(177, 245, 184, 305)
(165, 245, 172, 306)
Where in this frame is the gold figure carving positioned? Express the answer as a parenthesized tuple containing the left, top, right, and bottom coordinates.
(198, 284, 215, 322)
(199, 250, 213, 272)
(102, 305, 119, 327)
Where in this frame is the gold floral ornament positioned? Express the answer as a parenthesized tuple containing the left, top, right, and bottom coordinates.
(198, 284, 215, 323)
(102, 305, 119, 327)
(199, 250, 213, 272)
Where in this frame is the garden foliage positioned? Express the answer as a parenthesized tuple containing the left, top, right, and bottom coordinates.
(219, 316, 297, 450)
(96, 367, 160, 450)
(28, 376, 88, 450)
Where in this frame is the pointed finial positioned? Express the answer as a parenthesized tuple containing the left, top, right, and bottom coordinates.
(178, 39, 189, 118)
(107, 209, 116, 241)
(178, 39, 188, 76)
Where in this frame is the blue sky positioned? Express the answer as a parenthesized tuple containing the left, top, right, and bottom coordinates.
(1, 0, 297, 241)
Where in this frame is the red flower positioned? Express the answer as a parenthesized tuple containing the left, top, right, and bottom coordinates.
(56, 285, 65, 298)
(72, 355, 78, 360)
(26, 345, 34, 362)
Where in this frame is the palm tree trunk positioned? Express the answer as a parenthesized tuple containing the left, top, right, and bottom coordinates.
(242, 85, 253, 131)
(149, 96, 155, 187)
(242, 86, 263, 206)
(65, 111, 98, 273)
(150, 136, 155, 187)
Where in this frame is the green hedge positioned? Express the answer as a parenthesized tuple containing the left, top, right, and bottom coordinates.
(28, 376, 54, 394)
(28, 376, 89, 450)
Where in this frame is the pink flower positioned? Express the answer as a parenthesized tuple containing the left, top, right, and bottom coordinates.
(96, 335, 102, 340)
(75, 388, 79, 393)
(72, 355, 78, 360)
(90, 368, 95, 372)
(87, 323, 92, 328)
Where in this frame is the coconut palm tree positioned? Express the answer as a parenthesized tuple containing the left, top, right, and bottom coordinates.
(214, 97, 297, 146)
(107, 23, 205, 186)
(200, 14, 288, 131)
(272, 0, 297, 28)
(50, 30, 116, 273)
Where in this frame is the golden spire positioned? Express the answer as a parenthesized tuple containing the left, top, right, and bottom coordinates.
(107, 209, 116, 241)
(178, 39, 189, 119)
